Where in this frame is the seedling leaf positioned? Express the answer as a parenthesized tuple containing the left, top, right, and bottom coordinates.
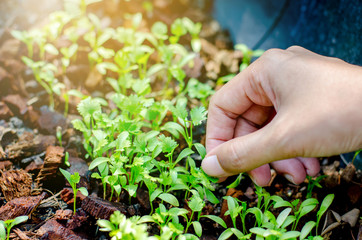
(192, 221, 202, 237)
(158, 193, 179, 207)
(300, 221, 316, 240)
(200, 215, 226, 228)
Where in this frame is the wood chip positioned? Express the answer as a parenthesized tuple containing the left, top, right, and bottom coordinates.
(13, 228, 31, 240)
(0, 193, 46, 220)
(0, 169, 32, 201)
(36, 146, 64, 185)
(81, 196, 128, 220)
(37, 219, 85, 240)
(4, 133, 55, 161)
(55, 209, 73, 221)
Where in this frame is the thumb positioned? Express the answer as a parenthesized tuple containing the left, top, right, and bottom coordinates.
(201, 122, 287, 177)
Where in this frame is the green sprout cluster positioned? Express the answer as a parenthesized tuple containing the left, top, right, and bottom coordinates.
(11, 0, 336, 239)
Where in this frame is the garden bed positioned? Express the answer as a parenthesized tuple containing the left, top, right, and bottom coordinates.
(0, 0, 360, 239)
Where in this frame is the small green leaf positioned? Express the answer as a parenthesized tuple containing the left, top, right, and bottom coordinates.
(44, 43, 59, 55)
(175, 148, 194, 165)
(161, 122, 185, 139)
(227, 173, 243, 189)
(191, 39, 201, 53)
(151, 22, 168, 40)
(150, 189, 163, 202)
(250, 227, 266, 236)
(194, 143, 206, 159)
(0, 221, 5, 240)
(279, 231, 300, 240)
(317, 194, 334, 218)
(276, 208, 292, 228)
(300, 221, 316, 240)
(89, 157, 110, 170)
(218, 228, 234, 240)
(97, 219, 115, 231)
(201, 215, 226, 228)
(188, 194, 204, 212)
(78, 187, 88, 197)
(192, 221, 202, 237)
(138, 215, 155, 224)
(10, 216, 28, 229)
(59, 168, 72, 184)
(204, 188, 219, 204)
(158, 193, 179, 207)
(190, 106, 207, 126)
(70, 172, 80, 184)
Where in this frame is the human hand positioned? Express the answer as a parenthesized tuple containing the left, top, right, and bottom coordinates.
(202, 46, 362, 186)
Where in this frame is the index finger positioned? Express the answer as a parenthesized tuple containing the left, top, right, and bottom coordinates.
(206, 63, 273, 153)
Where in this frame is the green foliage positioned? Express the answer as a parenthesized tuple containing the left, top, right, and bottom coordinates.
(97, 211, 153, 240)
(0, 216, 28, 240)
(16, 1, 337, 239)
(306, 175, 326, 199)
(59, 169, 88, 214)
(235, 44, 264, 71)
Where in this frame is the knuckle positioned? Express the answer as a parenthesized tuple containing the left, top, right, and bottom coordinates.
(286, 45, 305, 52)
(227, 141, 245, 172)
(262, 48, 285, 59)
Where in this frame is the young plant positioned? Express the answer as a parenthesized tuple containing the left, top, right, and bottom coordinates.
(59, 169, 88, 214)
(56, 126, 63, 147)
(306, 175, 326, 198)
(11, 30, 35, 58)
(162, 100, 207, 151)
(21, 57, 64, 110)
(221, 196, 249, 237)
(0, 216, 28, 240)
(271, 195, 319, 231)
(97, 211, 152, 240)
(186, 78, 215, 107)
(315, 194, 334, 235)
(184, 191, 226, 238)
(139, 204, 187, 239)
(235, 44, 264, 71)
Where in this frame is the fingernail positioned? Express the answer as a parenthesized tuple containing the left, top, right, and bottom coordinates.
(202, 155, 227, 177)
(284, 174, 296, 184)
(249, 175, 260, 186)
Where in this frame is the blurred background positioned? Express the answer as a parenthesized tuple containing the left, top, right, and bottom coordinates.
(1, 0, 361, 65)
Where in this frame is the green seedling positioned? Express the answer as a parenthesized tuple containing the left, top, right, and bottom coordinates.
(182, 17, 202, 53)
(98, 211, 152, 240)
(162, 100, 207, 151)
(185, 191, 226, 237)
(0, 216, 28, 240)
(186, 78, 215, 107)
(59, 169, 88, 214)
(56, 126, 63, 147)
(315, 194, 334, 235)
(222, 196, 248, 236)
(235, 44, 264, 71)
(11, 30, 35, 58)
(306, 175, 326, 199)
(64, 151, 70, 167)
(60, 43, 78, 73)
(352, 149, 361, 164)
(21, 57, 64, 110)
(271, 195, 319, 231)
(139, 204, 187, 239)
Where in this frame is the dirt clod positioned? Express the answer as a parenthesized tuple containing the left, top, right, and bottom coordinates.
(0, 192, 46, 220)
(81, 196, 128, 220)
(37, 218, 85, 240)
(0, 169, 32, 201)
(0, 101, 13, 121)
(36, 146, 64, 186)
